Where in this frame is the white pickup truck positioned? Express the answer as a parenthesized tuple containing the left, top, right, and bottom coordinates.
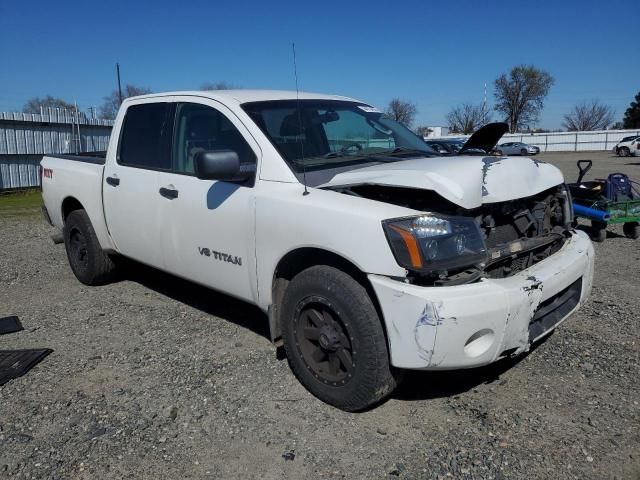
(41, 90, 594, 411)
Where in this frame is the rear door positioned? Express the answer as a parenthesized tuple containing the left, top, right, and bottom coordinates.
(156, 99, 260, 302)
(103, 101, 175, 269)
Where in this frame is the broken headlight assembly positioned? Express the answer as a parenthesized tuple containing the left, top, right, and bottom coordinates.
(382, 215, 488, 274)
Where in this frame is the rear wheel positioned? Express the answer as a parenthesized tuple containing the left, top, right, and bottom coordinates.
(619, 147, 630, 157)
(520, 148, 528, 155)
(281, 265, 399, 411)
(623, 222, 640, 239)
(63, 210, 116, 285)
(590, 221, 607, 242)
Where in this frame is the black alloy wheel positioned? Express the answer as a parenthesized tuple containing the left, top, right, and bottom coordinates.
(293, 297, 355, 386)
(68, 226, 89, 271)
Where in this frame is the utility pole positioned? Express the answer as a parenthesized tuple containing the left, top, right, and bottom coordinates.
(116, 62, 123, 106)
(483, 82, 487, 124)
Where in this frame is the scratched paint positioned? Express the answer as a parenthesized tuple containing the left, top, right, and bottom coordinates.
(413, 302, 440, 363)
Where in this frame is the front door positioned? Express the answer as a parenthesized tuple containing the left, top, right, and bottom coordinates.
(157, 100, 259, 302)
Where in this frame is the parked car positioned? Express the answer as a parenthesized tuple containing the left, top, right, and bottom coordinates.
(40, 90, 594, 411)
(423, 139, 468, 154)
(425, 140, 455, 154)
(439, 139, 466, 153)
(613, 135, 640, 157)
(497, 142, 540, 155)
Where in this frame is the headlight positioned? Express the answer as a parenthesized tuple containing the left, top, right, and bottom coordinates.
(382, 214, 488, 273)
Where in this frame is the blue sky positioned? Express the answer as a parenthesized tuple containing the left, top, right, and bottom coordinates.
(0, 0, 638, 129)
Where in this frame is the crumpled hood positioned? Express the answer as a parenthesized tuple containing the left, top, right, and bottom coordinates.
(319, 155, 564, 209)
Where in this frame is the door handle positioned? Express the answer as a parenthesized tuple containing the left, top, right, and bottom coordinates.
(159, 187, 179, 199)
(106, 176, 120, 187)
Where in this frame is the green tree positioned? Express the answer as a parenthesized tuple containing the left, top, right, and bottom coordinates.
(494, 65, 554, 133)
(622, 91, 640, 129)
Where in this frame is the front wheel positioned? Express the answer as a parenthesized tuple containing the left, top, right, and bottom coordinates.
(281, 265, 400, 411)
(63, 210, 116, 285)
(623, 222, 640, 239)
(619, 147, 630, 157)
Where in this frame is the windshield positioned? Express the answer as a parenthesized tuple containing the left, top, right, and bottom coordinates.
(242, 100, 436, 172)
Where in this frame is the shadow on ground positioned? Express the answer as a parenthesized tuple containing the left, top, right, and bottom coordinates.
(392, 337, 550, 401)
(116, 258, 270, 341)
(114, 258, 555, 404)
(575, 223, 625, 240)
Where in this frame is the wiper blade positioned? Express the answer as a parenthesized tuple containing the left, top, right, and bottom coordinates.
(369, 147, 435, 157)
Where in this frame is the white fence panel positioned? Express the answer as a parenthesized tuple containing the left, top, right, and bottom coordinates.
(436, 129, 640, 152)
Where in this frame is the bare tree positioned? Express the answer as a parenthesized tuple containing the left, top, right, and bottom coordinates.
(100, 84, 152, 119)
(446, 103, 491, 134)
(562, 100, 615, 131)
(23, 96, 76, 114)
(385, 99, 418, 127)
(200, 81, 240, 90)
(494, 65, 554, 133)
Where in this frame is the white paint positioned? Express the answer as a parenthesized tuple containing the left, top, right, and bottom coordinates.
(320, 154, 565, 209)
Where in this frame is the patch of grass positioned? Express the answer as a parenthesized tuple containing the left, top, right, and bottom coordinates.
(0, 190, 42, 217)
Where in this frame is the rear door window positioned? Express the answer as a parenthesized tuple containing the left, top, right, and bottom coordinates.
(118, 103, 175, 170)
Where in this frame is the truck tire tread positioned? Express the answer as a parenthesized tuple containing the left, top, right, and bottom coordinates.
(281, 265, 399, 411)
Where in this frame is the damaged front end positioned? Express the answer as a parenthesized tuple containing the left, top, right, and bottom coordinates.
(329, 183, 574, 286)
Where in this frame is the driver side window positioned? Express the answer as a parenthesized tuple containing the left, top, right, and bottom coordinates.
(173, 103, 256, 174)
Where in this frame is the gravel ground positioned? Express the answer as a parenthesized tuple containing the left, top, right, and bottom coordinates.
(1, 152, 639, 479)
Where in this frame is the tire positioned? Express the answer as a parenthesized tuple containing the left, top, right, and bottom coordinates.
(281, 265, 399, 411)
(63, 210, 116, 285)
(520, 148, 528, 155)
(619, 147, 630, 157)
(623, 222, 640, 239)
(590, 221, 607, 243)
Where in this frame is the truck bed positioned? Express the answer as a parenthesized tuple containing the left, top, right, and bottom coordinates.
(40, 153, 114, 251)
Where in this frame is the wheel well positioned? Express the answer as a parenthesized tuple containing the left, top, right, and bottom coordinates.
(269, 248, 388, 347)
(61, 197, 84, 222)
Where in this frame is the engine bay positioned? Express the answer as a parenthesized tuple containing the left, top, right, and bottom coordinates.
(329, 184, 573, 285)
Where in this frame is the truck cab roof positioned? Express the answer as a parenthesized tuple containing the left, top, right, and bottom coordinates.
(125, 89, 360, 106)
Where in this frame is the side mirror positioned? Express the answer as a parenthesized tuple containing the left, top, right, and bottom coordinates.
(194, 150, 253, 182)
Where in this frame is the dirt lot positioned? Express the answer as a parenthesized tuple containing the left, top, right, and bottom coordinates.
(0, 152, 639, 479)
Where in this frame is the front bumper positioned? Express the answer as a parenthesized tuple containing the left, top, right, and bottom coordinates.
(369, 230, 595, 370)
